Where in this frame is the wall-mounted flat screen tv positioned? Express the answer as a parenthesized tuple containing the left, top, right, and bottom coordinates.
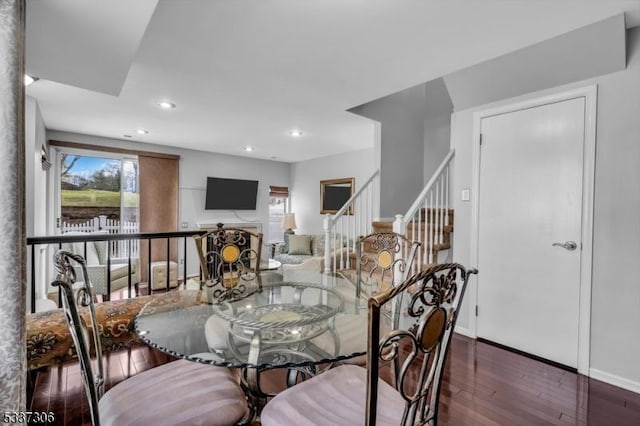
(205, 177, 259, 210)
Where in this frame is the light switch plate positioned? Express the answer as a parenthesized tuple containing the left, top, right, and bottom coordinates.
(461, 189, 470, 201)
(181, 222, 188, 229)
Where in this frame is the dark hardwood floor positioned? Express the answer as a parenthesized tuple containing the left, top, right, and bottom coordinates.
(28, 334, 640, 425)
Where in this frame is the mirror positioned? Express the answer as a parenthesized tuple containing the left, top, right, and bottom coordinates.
(320, 178, 355, 214)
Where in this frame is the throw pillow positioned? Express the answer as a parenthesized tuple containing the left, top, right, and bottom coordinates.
(283, 233, 291, 254)
(288, 234, 312, 255)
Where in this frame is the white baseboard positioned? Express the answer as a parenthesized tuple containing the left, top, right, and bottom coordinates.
(454, 325, 475, 338)
(589, 368, 640, 394)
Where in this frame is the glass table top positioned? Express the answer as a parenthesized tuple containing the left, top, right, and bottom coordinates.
(135, 274, 370, 369)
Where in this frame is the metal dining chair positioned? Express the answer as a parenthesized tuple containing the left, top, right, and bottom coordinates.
(354, 232, 419, 328)
(261, 263, 477, 426)
(51, 249, 251, 426)
(317, 232, 419, 366)
(193, 223, 264, 302)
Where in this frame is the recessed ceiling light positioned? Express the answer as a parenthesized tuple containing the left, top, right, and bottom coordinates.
(24, 74, 38, 86)
(290, 129, 303, 137)
(136, 129, 149, 135)
(244, 146, 254, 152)
(123, 134, 132, 138)
(158, 101, 176, 109)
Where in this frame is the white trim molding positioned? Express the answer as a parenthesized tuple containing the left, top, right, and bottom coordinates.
(590, 369, 640, 395)
(454, 326, 475, 339)
(469, 84, 598, 376)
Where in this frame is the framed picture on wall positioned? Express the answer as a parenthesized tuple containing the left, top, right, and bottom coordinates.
(320, 177, 354, 214)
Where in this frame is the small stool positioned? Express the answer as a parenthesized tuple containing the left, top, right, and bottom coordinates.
(150, 261, 179, 291)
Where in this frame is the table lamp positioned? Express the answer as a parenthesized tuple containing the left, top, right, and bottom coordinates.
(282, 213, 297, 235)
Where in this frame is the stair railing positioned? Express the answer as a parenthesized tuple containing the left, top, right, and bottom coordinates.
(395, 149, 455, 274)
(323, 170, 380, 274)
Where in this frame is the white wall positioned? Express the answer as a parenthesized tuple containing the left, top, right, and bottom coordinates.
(290, 148, 376, 234)
(25, 97, 47, 237)
(25, 97, 48, 308)
(451, 26, 640, 391)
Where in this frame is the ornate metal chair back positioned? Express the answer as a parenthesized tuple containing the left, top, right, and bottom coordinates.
(194, 223, 264, 300)
(51, 249, 104, 426)
(356, 232, 419, 327)
(365, 263, 477, 426)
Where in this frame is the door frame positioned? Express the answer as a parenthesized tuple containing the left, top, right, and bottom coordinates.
(468, 84, 597, 375)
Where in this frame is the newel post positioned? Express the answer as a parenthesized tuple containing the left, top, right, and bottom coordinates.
(392, 214, 404, 286)
(392, 214, 404, 234)
(323, 214, 332, 274)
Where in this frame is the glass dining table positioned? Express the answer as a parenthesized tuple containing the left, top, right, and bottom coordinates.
(135, 271, 371, 412)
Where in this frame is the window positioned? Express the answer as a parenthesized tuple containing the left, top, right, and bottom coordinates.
(57, 150, 139, 239)
(268, 186, 289, 244)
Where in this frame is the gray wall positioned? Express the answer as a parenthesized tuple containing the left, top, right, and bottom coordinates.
(444, 14, 626, 112)
(423, 78, 453, 182)
(451, 26, 640, 389)
(350, 83, 452, 218)
(290, 148, 376, 234)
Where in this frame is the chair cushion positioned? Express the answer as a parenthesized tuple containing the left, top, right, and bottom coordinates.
(261, 364, 405, 426)
(109, 262, 137, 281)
(288, 234, 312, 255)
(70, 240, 101, 265)
(99, 359, 248, 426)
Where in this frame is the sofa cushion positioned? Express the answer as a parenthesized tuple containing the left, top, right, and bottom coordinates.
(288, 234, 312, 255)
(274, 253, 314, 265)
(110, 261, 138, 281)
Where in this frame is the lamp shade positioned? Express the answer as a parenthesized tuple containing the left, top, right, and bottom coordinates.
(282, 213, 297, 230)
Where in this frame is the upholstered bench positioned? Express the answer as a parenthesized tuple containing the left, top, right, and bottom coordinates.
(26, 292, 184, 370)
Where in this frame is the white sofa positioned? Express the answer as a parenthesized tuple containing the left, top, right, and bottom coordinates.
(274, 233, 351, 272)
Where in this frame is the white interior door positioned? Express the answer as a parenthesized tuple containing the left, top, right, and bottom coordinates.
(477, 97, 585, 368)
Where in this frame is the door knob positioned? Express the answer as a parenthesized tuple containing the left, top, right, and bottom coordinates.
(552, 241, 577, 251)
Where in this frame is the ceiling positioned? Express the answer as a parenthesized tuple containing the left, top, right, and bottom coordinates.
(25, 0, 640, 163)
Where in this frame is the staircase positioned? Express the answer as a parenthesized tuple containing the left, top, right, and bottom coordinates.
(337, 207, 454, 289)
(324, 149, 455, 281)
(372, 207, 454, 269)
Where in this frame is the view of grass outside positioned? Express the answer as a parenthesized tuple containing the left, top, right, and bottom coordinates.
(60, 154, 138, 224)
(61, 189, 139, 207)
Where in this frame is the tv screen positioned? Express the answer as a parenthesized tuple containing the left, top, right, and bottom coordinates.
(205, 177, 259, 210)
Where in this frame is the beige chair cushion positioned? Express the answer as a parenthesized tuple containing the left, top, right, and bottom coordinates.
(99, 359, 248, 426)
(71, 240, 101, 265)
(261, 364, 405, 426)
